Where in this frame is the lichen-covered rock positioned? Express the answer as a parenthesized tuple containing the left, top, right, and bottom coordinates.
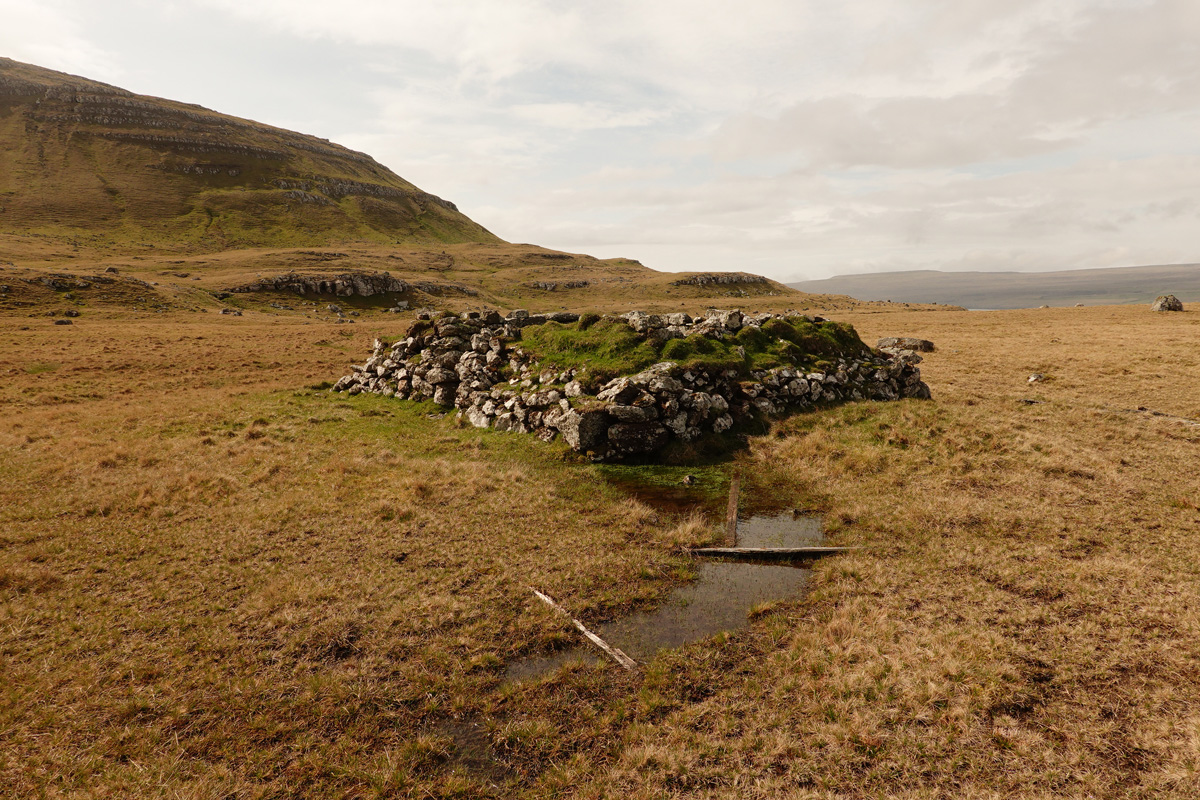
(608, 404, 659, 423)
(557, 409, 610, 451)
(1151, 295, 1184, 312)
(877, 337, 935, 353)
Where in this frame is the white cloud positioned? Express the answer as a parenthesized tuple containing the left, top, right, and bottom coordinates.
(509, 103, 666, 131)
(3, 0, 1199, 281)
(0, 0, 118, 80)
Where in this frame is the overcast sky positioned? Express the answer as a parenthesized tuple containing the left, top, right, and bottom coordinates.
(3, 0, 1199, 280)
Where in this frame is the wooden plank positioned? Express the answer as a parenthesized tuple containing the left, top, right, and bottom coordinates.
(691, 546, 858, 560)
(530, 588, 637, 670)
(725, 475, 740, 545)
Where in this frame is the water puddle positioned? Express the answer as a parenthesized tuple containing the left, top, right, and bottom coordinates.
(426, 718, 509, 782)
(506, 500, 826, 682)
(736, 510, 824, 549)
(597, 466, 727, 517)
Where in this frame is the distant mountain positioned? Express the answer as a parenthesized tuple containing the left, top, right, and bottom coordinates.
(0, 58, 497, 250)
(789, 264, 1200, 309)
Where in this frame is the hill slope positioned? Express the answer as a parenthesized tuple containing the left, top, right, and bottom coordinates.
(0, 58, 497, 250)
(789, 263, 1200, 308)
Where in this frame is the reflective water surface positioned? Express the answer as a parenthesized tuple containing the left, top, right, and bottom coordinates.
(505, 510, 825, 681)
(736, 510, 825, 549)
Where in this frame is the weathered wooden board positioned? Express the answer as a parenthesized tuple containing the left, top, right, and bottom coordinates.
(691, 546, 858, 560)
(725, 475, 739, 545)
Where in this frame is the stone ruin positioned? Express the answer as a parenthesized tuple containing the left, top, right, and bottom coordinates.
(333, 308, 931, 461)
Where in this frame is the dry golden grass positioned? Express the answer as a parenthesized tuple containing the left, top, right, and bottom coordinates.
(2, 291, 1198, 798)
(583, 305, 1200, 798)
(0, 233, 917, 320)
(0, 307, 695, 796)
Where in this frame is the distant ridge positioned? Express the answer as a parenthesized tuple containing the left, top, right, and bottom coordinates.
(789, 264, 1200, 309)
(0, 57, 498, 250)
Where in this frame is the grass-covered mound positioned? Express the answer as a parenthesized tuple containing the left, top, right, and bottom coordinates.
(519, 313, 870, 386)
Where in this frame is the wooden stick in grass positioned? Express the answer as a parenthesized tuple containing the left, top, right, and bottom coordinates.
(725, 475, 740, 546)
(530, 588, 637, 670)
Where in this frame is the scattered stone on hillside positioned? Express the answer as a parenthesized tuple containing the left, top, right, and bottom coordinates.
(63, 309, 80, 317)
(877, 337, 935, 354)
(229, 271, 409, 297)
(332, 308, 932, 461)
(1152, 294, 1184, 312)
(53, 318, 72, 325)
(220, 308, 242, 316)
(1028, 373, 1045, 383)
(104, 267, 119, 274)
(1075, 303, 1085, 307)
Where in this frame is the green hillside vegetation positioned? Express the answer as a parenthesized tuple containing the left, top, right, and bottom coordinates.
(0, 58, 498, 250)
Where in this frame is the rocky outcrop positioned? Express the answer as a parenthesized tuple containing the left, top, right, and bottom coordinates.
(229, 272, 409, 297)
(410, 282, 479, 298)
(270, 178, 460, 211)
(1152, 295, 1184, 312)
(333, 308, 931, 461)
(671, 273, 770, 287)
(529, 281, 590, 291)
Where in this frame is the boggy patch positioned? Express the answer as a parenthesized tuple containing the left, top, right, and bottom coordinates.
(506, 506, 827, 682)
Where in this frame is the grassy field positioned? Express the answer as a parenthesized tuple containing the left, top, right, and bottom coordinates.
(2, 296, 1199, 797)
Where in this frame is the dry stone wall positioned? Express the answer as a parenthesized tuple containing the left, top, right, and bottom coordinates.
(333, 308, 931, 461)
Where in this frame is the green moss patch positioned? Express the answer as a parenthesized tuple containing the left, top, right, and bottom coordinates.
(520, 314, 870, 386)
(518, 318, 659, 383)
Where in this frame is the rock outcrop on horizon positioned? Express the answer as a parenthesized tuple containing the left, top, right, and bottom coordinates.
(228, 271, 410, 298)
